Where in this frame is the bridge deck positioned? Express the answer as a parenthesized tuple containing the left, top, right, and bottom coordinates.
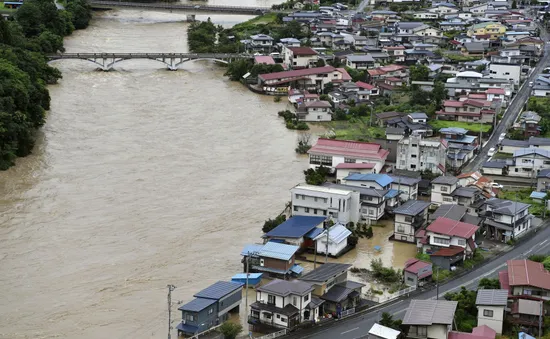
(48, 53, 254, 59)
(88, 0, 270, 14)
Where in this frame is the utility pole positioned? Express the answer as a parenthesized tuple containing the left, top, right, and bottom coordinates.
(167, 284, 176, 339)
(538, 300, 543, 339)
(325, 218, 330, 263)
(436, 266, 439, 300)
(245, 255, 249, 324)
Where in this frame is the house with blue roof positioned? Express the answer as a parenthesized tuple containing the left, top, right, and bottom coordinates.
(263, 216, 326, 249)
(241, 242, 304, 279)
(341, 173, 393, 190)
(176, 281, 243, 337)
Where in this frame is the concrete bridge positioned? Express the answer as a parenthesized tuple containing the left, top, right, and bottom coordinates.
(88, 0, 271, 18)
(47, 52, 254, 71)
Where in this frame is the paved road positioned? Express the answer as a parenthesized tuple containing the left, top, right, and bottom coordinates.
(463, 30, 550, 172)
(283, 224, 550, 339)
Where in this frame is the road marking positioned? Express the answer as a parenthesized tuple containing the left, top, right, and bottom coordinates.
(341, 327, 359, 335)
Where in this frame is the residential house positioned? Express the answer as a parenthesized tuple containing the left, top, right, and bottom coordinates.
(296, 100, 333, 122)
(298, 263, 364, 314)
(241, 242, 303, 278)
(468, 3, 488, 16)
(393, 200, 431, 243)
(386, 114, 433, 137)
(177, 281, 243, 337)
(369, 323, 401, 339)
(452, 186, 485, 215)
(440, 20, 468, 31)
(283, 46, 319, 69)
(351, 35, 369, 49)
(440, 127, 479, 170)
(488, 63, 522, 87)
(402, 299, 458, 339)
(250, 34, 274, 50)
(249, 279, 321, 332)
(431, 176, 459, 206)
(436, 99, 495, 123)
(413, 12, 439, 20)
(307, 138, 389, 173)
(507, 299, 546, 330)
(342, 173, 393, 190)
(429, 204, 467, 222)
(448, 326, 497, 339)
(257, 66, 351, 94)
(313, 224, 353, 257)
(291, 184, 360, 224)
(382, 46, 406, 63)
(536, 168, 550, 192)
(428, 3, 459, 17)
(255, 55, 276, 65)
(396, 135, 447, 174)
(280, 38, 301, 47)
(476, 289, 508, 334)
(335, 163, 376, 182)
(533, 75, 550, 97)
(367, 64, 409, 83)
(517, 111, 541, 137)
(420, 217, 479, 269)
(500, 259, 550, 300)
(403, 258, 432, 287)
(346, 54, 375, 70)
(462, 42, 486, 56)
(481, 160, 511, 176)
(371, 10, 397, 21)
(467, 22, 507, 40)
(389, 175, 421, 201)
(481, 198, 532, 242)
(375, 111, 403, 127)
(262, 216, 326, 248)
(327, 183, 393, 222)
(499, 137, 550, 154)
(509, 148, 550, 178)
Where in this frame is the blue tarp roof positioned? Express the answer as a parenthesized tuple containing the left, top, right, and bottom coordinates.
(176, 323, 199, 334)
(290, 264, 304, 275)
(343, 173, 393, 187)
(305, 227, 324, 239)
(519, 333, 536, 339)
(194, 281, 243, 300)
(178, 297, 217, 312)
(530, 191, 546, 199)
(264, 216, 326, 238)
(232, 273, 263, 280)
(259, 242, 299, 261)
(385, 189, 400, 199)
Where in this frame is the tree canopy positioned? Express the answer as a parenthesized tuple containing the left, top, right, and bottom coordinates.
(0, 0, 91, 170)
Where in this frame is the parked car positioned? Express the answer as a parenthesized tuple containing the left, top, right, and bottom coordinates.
(487, 147, 496, 157)
(499, 133, 506, 142)
(529, 81, 534, 87)
(490, 182, 503, 189)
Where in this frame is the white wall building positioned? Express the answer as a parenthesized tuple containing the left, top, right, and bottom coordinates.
(396, 134, 447, 174)
(488, 63, 522, 87)
(313, 224, 352, 256)
(476, 289, 508, 334)
(509, 148, 550, 178)
(431, 176, 459, 206)
(283, 46, 319, 69)
(291, 184, 360, 224)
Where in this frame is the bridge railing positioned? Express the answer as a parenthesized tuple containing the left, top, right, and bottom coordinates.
(48, 53, 254, 59)
(88, 0, 270, 11)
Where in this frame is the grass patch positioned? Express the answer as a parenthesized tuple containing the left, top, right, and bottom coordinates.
(330, 117, 385, 141)
(0, 2, 17, 12)
(429, 120, 492, 133)
(443, 53, 483, 62)
(491, 152, 513, 159)
(498, 188, 547, 218)
(231, 13, 279, 37)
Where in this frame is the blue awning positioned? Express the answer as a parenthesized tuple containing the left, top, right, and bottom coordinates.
(305, 227, 323, 239)
(290, 264, 304, 275)
(530, 191, 546, 200)
(176, 322, 198, 334)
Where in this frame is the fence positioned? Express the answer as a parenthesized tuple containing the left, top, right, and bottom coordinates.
(340, 308, 355, 319)
(188, 323, 224, 339)
(256, 329, 287, 339)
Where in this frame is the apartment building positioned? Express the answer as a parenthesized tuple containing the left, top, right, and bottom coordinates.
(396, 134, 447, 174)
(291, 184, 360, 224)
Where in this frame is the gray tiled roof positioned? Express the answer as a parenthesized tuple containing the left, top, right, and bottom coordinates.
(476, 289, 509, 306)
(431, 176, 459, 185)
(451, 186, 479, 198)
(299, 263, 352, 283)
(257, 279, 314, 297)
(482, 160, 508, 169)
(320, 281, 365, 303)
(194, 281, 243, 300)
(386, 127, 406, 135)
(462, 214, 482, 226)
(403, 300, 458, 325)
(430, 204, 466, 221)
(251, 301, 300, 316)
(537, 168, 550, 178)
(393, 200, 431, 216)
(324, 183, 388, 198)
(389, 175, 421, 186)
(501, 139, 529, 147)
(484, 198, 530, 216)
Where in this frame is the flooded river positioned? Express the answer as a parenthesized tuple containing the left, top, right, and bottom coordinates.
(0, 9, 414, 339)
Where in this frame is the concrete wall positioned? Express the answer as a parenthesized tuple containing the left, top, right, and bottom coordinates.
(477, 305, 505, 334)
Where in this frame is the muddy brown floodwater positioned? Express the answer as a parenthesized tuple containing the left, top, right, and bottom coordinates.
(0, 10, 415, 339)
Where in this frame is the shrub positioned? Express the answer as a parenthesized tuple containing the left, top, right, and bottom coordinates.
(218, 322, 242, 339)
(370, 258, 402, 283)
(262, 215, 287, 233)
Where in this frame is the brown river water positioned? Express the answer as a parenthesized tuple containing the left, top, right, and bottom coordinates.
(0, 9, 414, 339)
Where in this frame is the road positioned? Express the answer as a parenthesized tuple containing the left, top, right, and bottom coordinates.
(463, 29, 550, 172)
(87, 0, 270, 15)
(283, 224, 550, 339)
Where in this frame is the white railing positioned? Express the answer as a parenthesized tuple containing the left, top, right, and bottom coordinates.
(256, 329, 287, 339)
(340, 308, 355, 318)
(383, 285, 417, 302)
(188, 323, 224, 339)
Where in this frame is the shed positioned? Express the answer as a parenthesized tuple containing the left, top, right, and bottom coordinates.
(231, 273, 263, 287)
(369, 323, 401, 339)
(404, 258, 432, 287)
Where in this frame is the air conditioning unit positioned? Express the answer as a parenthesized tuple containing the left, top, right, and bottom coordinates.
(260, 259, 265, 267)
(182, 320, 186, 325)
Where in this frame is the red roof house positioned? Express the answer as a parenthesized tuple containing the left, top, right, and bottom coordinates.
(504, 260, 550, 292)
(427, 217, 479, 239)
(448, 325, 496, 339)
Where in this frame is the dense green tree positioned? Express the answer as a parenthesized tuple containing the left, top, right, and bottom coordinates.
(16, 0, 74, 37)
(262, 215, 287, 233)
(304, 166, 330, 185)
(511, 0, 517, 8)
(431, 81, 448, 110)
(478, 278, 500, 289)
(66, 0, 92, 29)
(379, 312, 403, 330)
(217, 322, 242, 339)
(444, 287, 478, 332)
(409, 64, 430, 82)
(224, 59, 251, 81)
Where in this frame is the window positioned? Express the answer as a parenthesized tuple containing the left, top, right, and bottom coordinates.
(305, 207, 310, 213)
(309, 154, 332, 166)
(344, 158, 356, 163)
(293, 296, 297, 306)
(407, 277, 414, 282)
(404, 216, 412, 223)
(314, 197, 318, 202)
(314, 209, 318, 215)
(411, 154, 417, 158)
(208, 308, 213, 315)
(281, 317, 287, 323)
(458, 239, 466, 246)
(268, 295, 276, 305)
(433, 237, 450, 245)
(397, 226, 405, 233)
(264, 313, 272, 319)
(369, 209, 374, 215)
(418, 327, 427, 336)
(276, 314, 280, 319)
(317, 115, 322, 119)
(295, 194, 300, 199)
(293, 206, 298, 211)
(483, 309, 494, 317)
(304, 294, 309, 301)
(440, 186, 448, 192)
(411, 144, 418, 147)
